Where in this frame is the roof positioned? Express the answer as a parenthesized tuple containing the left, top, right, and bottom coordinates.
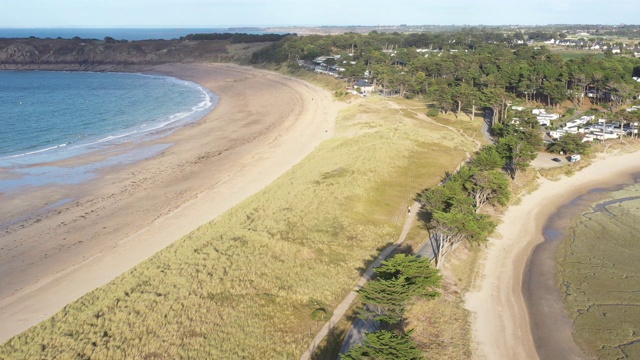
(355, 79, 371, 87)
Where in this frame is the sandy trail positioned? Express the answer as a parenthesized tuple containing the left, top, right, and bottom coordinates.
(0, 63, 341, 343)
(466, 150, 640, 360)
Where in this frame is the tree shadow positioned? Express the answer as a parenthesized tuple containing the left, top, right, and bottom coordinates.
(310, 326, 348, 360)
(355, 242, 394, 276)
(310, 312, 361, 360)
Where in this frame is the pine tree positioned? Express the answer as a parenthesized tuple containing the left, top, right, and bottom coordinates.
(341, 330, 423, 360)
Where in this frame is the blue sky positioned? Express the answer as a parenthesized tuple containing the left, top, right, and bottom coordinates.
(2, 0, 638, 27)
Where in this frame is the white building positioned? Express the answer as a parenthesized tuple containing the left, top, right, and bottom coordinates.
(537, 113, 560, 126)
(549, 129, 567, 139)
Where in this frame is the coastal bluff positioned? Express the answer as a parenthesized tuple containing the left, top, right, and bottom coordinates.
(0, 37, 272, 70)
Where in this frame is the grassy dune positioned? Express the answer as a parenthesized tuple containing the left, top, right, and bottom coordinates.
(0, 97, 476, 359)
(405, 246, 480, 360)
(557, 184, 640, 359)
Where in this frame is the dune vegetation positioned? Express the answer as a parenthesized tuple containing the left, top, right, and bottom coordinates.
(0, 96, 477, 359)
(557, 184, 640, 359)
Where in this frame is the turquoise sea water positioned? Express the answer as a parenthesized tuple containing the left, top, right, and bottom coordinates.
(0, 71, 217, 190)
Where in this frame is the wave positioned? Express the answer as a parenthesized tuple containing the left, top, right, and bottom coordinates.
(0, 143, 68, 160)
(0, 72, 216, 166)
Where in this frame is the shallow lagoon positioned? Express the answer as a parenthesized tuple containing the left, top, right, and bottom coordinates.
(557, 183, 640, 359)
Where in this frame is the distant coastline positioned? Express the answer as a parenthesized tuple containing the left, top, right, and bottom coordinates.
(0, 27, 272, 41)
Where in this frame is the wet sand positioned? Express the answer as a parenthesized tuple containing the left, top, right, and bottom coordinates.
(466, 149, 640, 360)
(0, 63, 341, 342)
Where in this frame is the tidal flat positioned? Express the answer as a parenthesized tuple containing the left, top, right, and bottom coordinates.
(557, 183, 640, 359)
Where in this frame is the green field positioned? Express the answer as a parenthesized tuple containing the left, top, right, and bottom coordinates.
(0, 96, 476, 359)
(551, 50, 606, 60)
(557, 184, 640, 359)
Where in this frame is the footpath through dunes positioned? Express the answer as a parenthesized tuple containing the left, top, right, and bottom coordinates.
(0, 94, 476, 359)
(0, 63, 338, 343)
(466, 148, 640, 360)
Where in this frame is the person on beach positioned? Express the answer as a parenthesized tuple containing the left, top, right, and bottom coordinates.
(408, 206, 411, 214)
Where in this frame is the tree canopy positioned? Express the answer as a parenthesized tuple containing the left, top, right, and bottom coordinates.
(341, 330, 423, 360)
(356, 254, 441, 325)
(546, 133, 590, 155)
(252, 30, 640, 123)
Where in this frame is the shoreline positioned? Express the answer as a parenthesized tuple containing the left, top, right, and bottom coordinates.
(0, 63, 341, 343)
(0, 70, 217, 226)
(527, 176, 640, 359)
(466, 149, 640, 359)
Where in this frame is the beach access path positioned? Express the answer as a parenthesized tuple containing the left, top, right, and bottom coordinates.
(0, 64, 342, 343)
(466, 149, 640, 360)
(301, 201, 422, 359)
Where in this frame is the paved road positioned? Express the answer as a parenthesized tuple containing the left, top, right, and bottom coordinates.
(338, 318, 381, 354)
(415, 237, 435, 260)
(482, 110, 495, 144)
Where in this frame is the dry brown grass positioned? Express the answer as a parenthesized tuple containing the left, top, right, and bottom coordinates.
(406, 245, 480, 360)
(0, 94, 475, 359)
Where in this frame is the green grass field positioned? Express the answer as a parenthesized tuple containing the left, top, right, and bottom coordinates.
(549, 49, 606, 60)
(557, 184, 640, 359)
(0, 95, 477, 359)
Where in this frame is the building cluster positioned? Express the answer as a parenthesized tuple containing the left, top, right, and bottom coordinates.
(549, 115, 639, 142)
(531, 108, 560, 126)
(512, 104, 640, 143)
(541, 38, 640, 56)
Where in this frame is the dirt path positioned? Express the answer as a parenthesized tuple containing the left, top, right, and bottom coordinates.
(300, 201, 421, 360)
(303, 100, 484, 358)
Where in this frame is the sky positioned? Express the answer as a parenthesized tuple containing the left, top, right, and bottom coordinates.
(2, 0, 639, 28)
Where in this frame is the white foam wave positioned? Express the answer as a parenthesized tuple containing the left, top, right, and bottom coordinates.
(0, 143, 68, 160)
(1, 74, 216, 164)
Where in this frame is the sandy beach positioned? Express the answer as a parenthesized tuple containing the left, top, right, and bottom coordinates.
(0, 63, 340, 343)
(466, 149, 640, 360)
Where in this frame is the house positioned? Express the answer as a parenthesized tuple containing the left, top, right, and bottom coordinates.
(570, 154, 581, 162)
(566, 120, 582, 128)
(634, 52, 640, 58)
(565, 126, 579, 134)
(512, 106, 525, 111)
(354, 79, 374, 94)
(592, 131, 619, 140)
(537, 113, 560, 126)
(549, 129, 567, 139)
(537, 118, 551, 126)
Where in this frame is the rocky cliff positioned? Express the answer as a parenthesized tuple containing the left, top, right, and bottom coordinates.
(0, 38, 270, 70)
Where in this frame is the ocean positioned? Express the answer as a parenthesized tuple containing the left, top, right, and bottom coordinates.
(0, 28, 270, 41)
(0, 71, 217, 191)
